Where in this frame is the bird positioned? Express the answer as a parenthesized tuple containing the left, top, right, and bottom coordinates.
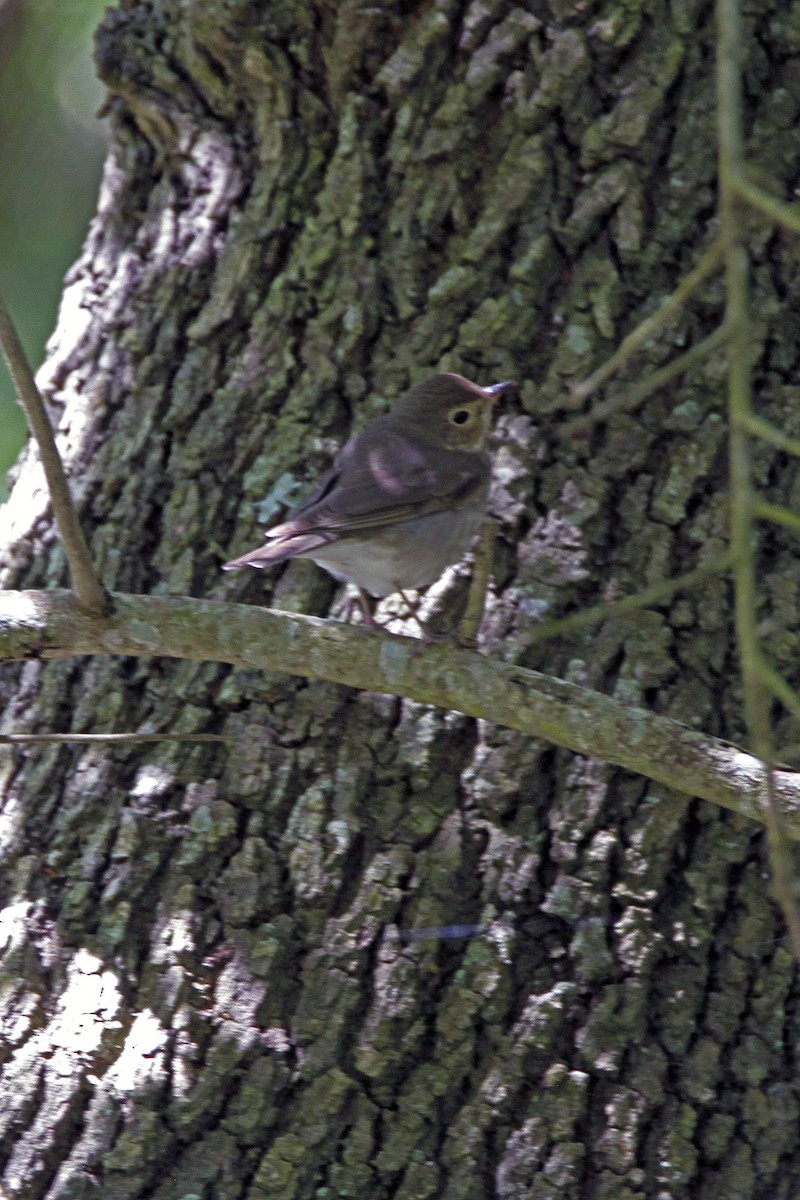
(222, 372, 516, 622)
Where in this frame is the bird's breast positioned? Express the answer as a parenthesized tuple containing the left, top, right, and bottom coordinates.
(307, 503, 486, 597)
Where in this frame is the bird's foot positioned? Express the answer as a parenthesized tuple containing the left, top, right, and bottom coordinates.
(337, 587, 383, 630)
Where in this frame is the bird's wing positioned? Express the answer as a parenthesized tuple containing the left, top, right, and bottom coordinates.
(267, 423, 489, 538)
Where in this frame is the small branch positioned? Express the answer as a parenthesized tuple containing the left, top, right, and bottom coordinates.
(561, 325, 728, 436)
(753, 497, 800, 534)
(1, 588, 799, 835)
(731, 172, 800, 235)
(759, 659, 800, 725)
(717, 0, 800, 956)
(0, 291, 107, 615)
(568, 238, 724, 405)
(718, 0, 761, 728)
(526, 550, 733, 645)
(740, 412, 800, 457)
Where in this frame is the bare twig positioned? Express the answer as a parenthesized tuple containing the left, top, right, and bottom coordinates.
(561, 325, 728, 436)
(740, 412, 800, 457)
(567, 238, 724, 406)
(731, 173, 800, 235)
(0, 291, 107, 615)
(753, 498, 800, 534)
(526, 550, 733, 645)
(717, 0, 800, 957)
(759, 660, 800, 726)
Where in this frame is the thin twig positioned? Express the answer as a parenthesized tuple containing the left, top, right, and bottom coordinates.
(0, 291, 107, 615)
(753, 497, 800, 534)
(717, 0, 800, 958)
(740, 412, 800, 457)
(731, 173, 800, 235)
(759, 659, 800, 725)
(526, 550, 733, 645)
(561, 325, 728, 436)
(567, 238, 724, 405)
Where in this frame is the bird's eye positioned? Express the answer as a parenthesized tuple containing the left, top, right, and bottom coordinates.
(450, 408, 472, 425)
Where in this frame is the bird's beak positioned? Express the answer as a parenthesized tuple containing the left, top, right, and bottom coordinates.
(484, 380, 518, 401)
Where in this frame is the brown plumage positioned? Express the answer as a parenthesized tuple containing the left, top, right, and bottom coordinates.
(222, 373, 516, 599)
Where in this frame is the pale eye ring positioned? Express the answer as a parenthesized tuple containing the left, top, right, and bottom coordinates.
(450, 408, 472, 425)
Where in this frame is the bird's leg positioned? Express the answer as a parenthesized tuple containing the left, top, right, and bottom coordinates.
(356, 586, 381, 630)
(394, 585, 448, 646)
(337, 587, 380, 629)
(396, 587, 422, 622)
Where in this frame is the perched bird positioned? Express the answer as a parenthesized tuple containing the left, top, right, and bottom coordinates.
(222, 372, 516, 617)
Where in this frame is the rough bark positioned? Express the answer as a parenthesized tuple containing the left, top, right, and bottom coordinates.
(1, 2, 799, 1199)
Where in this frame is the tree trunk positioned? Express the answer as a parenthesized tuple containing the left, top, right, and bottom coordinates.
(1, 2, 798, 1198)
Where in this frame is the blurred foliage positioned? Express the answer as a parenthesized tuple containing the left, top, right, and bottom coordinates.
(0, 0, 108, 486)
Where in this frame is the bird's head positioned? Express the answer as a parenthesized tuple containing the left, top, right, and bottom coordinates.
(391, 372, 517, 451)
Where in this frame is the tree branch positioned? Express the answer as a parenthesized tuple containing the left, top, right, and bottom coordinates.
(1, 587, 799, 835)
(0, 291, 107, 615)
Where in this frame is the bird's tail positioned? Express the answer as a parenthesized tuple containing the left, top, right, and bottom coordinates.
(221, 533, 330, 571)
